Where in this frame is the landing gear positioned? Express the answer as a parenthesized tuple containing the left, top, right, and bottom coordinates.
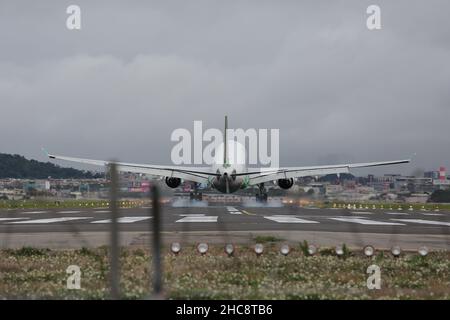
(190, 191, 203, 201)
(255, 193, 268, 202)
(255, 183, 268, 202)
(189, 184, 203, 201)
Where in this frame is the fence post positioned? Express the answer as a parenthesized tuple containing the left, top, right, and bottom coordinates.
(109, 162, 120, 299)
(151, 185, 163, 297)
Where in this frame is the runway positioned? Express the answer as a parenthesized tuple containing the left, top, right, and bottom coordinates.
(0, 204, 449, 249)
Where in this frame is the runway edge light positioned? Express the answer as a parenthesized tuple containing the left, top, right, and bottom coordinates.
(171, 242, 181, 254)
(197, 243, 209, 255)
(254, 243, 264, 256)
(224, 244, 234, 256)
(391, 246, 401, 257)
(363, 245, 375, 257)
(307, 244, 317, 256)
(418, 246, 429, 257)
(335, 245, 344, 256)
(280, 244, 290, 256)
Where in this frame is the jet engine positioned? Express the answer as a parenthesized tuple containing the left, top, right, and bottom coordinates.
(277, 178, 294, 189)
(165, 177, 181, 188)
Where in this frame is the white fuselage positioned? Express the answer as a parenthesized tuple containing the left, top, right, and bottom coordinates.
(210, 141, 248, 193)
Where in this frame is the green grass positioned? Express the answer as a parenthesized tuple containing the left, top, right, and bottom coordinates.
(253, 236, 283, 243)
(0, 246, 448, 299)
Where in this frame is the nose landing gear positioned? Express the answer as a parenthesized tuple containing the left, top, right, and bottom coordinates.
(190, 191, 203, 201)
(189, 183, 203, 201)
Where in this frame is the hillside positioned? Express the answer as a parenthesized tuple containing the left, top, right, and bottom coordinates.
(0, 153, 102, 179)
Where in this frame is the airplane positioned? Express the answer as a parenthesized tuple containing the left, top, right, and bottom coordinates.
(44, 116, 410, 201)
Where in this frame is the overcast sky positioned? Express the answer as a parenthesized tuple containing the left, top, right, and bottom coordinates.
(0, 1, 449, 176)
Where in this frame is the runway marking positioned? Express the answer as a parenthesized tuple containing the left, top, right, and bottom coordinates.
(330, 217, 405, 226)
(421, 213, 443, 216)
(21, 211, 48, 214)
(0, 218, 29, 222)
(8, 217, 92, 224)
(91, 217, 151, 224)
(385, 212, 409, 215)
(226, 206, 242, 214)
(264, 215, 319, 224)
(57, 211, 82, 214)
(176, 216, 218, 223)
(391, 219, 450, 227)
(351, 211, 374, 215)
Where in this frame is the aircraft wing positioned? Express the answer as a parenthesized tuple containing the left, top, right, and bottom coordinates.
(247, 159, 410, 185)
(44, 150, 213, 184)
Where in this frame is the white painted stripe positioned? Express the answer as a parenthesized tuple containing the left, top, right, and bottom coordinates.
(391, 219, 450, 227)
(94, 210, 110, 213)
(176, 216, 218, 223)
(57, 211, 82, 214)
(22, 211, 48, 214)
(91, 217, 151, 224)
(0, 218, 29, 222)
(351, 211, 374, 215)
(330, 217, 404, 226)
(385, 212, 409, 215)
(421, 213, 443, 216)
(264, 215, 319, 224)
(8, 217, 91, 224)
(226, 206, 241, 214)
(178, 214, 206, 217)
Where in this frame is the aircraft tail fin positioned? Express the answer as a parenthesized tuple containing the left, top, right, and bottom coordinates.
(224, 115, 228, 166)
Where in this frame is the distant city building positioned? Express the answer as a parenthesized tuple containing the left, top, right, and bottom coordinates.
(439, 166, 446, 180)
(424, 171, 439, 179)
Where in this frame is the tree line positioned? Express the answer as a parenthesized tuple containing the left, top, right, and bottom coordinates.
(0, 153, 102, 179)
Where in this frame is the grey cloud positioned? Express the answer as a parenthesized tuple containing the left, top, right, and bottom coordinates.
(0, 0, 449, 175)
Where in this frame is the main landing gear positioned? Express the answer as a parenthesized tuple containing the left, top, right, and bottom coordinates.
(255, 183, 268, 202)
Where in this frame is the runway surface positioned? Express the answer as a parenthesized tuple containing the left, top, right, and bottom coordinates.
(0, 203, 449, 249)
(0, 204, 449, 233)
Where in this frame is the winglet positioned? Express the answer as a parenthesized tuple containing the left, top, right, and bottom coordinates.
(41, 147, 55, 159)
(41, 147, 49, 157)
